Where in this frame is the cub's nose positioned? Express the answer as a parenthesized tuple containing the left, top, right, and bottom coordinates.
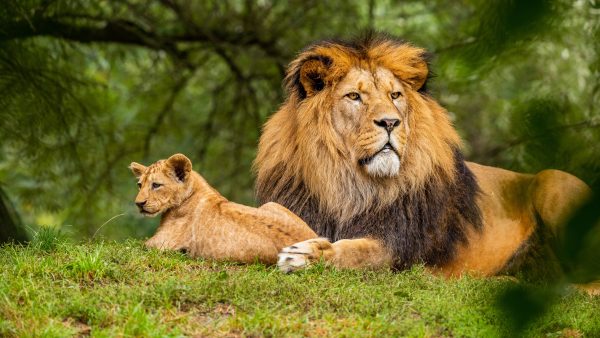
(374, 118, 400, 133)
(136, 201, 147, 209)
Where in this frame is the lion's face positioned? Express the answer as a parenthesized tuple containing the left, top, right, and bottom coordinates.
(129, 154, 193, 217)
(331, 67, 409, 178)
(255, 35, 461, 219)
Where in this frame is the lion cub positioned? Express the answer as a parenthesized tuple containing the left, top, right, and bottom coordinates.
(129, 153, 317, 264)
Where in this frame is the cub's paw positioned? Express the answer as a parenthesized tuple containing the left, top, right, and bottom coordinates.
(144, 238, 164, 250)
(145, 237, 184, 252)
(277, 238, 333, 273)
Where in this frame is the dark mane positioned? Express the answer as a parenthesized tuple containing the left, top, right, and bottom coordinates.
(256, 150, 482, 269)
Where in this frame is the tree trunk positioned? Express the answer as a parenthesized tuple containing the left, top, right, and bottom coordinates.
(0, 186, 28, 243)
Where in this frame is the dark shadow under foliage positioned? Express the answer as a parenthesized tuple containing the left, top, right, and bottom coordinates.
(0, 185, 27, 242)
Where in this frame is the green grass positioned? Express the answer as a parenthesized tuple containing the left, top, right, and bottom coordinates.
(1, 234, 598, 337)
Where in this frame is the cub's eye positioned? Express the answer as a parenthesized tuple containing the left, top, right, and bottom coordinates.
(151, 183, 162, 190)
(346, 92, 361, 101)
(137, 182, 142, 189)
(390, 91, 402, 99)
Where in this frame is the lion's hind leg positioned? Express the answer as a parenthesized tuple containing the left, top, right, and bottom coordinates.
(532, 170, 600, 296)
(532, 169, 591, 234)
(258, 202, 318, 244)
(574, 281, 600, 296)
(259, 202, 308, 226)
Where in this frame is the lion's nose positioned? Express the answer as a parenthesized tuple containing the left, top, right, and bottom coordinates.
(136, 201, 147, 209)
(374, 118, 400, 133)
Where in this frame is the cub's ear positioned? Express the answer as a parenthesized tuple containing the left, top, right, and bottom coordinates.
(166, 153, 192, 182)
(129, 162, 147, 178)
(286, 55, 333, 99)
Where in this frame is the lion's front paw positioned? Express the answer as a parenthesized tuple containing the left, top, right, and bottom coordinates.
(277, 238, 333, 273)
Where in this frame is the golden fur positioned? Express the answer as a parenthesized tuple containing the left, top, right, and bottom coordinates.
(256, 40, 459, 221)
(130, 154, 317, 264)
(254, 34, 593, 285)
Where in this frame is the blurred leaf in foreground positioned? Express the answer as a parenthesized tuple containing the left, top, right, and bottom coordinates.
(497, 186, 600, 334)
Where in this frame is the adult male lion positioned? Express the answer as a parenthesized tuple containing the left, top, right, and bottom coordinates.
(254, 34, 591, 277)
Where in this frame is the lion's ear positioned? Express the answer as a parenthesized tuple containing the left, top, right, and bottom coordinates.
(129, 162, 147, 178)
(166, 153, 192, 182)
(405, 56, 429, 91)
(372, 43, 429, 92)
(295, 55, 332, 98)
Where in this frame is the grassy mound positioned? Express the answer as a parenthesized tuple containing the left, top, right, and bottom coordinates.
(0, 234, 598, 337)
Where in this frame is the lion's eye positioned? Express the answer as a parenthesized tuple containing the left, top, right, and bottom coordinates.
(152, 183, 162, 190)
(346, 92, 361, 101)
(137, 182, 142, 189)
(390, 91, 402, 99)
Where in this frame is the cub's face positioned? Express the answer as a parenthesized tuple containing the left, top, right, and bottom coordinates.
(331, 67, 410, 178)
(129, 154, 192, 217)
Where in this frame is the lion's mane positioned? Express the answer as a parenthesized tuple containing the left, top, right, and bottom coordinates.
(254, 33, 482, 269)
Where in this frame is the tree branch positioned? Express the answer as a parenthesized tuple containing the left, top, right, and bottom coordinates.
(142, 73, 193, 158)
(1, 16, 281, 57)
(1, 17, 160, 48)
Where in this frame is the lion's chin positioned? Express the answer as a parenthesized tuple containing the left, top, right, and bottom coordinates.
(363, 151, 400, 177)
(140, 210, 161, 218)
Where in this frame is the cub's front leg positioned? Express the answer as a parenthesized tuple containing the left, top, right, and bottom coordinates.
(144, 226, 190, 253)
(277, 237, 393, 272)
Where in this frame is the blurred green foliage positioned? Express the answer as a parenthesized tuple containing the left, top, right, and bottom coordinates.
(0, 0, 598, 243)
(497, 186, 600, 333)
(0, 0, 599, 333)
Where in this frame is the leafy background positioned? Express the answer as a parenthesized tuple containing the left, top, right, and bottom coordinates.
(0, 0, 598, 241)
